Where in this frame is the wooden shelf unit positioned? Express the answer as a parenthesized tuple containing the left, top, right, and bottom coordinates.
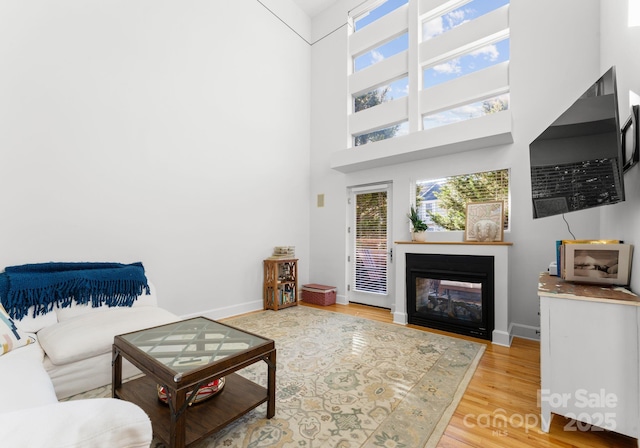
(263, 258, 298, 310)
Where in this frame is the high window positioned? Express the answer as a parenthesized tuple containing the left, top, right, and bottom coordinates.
(348, 0, 510, 147)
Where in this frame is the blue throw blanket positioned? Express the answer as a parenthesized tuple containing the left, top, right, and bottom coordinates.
(0, 262, 150, 319)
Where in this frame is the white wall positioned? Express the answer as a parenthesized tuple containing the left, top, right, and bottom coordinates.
(0, 0, 311, 318)
(600, 1, 640, 292)
(310, 0, 605, 339)
(4, 0, 632, 333)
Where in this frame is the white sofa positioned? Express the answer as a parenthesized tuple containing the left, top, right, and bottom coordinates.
(0, 281, 179, 447)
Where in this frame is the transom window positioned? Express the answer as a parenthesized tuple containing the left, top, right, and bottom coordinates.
(354, 0, 408, 31)
(422, 0, 510, 41)
(348, 0, 510, 148)
(354, 76, 409, 113)
(423, 38, 510, 89)
(423, 93, 509, 130)
(355, 121, 409, 147)
(354, 33, 408, 72)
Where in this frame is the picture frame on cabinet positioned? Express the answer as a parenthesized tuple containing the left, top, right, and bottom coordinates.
(562, 243, 633, 285)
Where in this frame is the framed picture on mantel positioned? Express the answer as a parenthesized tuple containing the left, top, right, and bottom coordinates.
(464, 201, 504, 242)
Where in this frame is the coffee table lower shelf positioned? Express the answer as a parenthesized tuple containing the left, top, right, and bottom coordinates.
(115, 373, 268, 447)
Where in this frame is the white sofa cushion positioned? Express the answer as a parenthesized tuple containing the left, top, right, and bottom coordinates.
(0, 342, 58, 412)
(44, 351, 144, 400)
(38, 306, 178, 365)
(13, 307, 58, 334)
(0, 398, 152, 448)
(54, 280, 160, 322)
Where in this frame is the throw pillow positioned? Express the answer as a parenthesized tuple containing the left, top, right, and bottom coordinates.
(0, 303, 34, 356)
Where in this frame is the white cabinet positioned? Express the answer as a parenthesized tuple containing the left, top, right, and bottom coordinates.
(538, 272, 640, 442)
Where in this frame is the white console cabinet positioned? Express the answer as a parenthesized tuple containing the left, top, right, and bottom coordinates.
(538, 272, 640, 443)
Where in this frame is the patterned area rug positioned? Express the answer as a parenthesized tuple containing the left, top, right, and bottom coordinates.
(68, 306, 485, 447)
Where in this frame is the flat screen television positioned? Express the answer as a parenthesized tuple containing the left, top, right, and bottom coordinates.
(529, 67, 624, 219)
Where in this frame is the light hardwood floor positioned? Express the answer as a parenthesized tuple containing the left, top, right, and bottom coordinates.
(300, 301, 636, 448)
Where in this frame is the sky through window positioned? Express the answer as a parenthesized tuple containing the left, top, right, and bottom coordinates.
(354, 0, 408, 31)
(423, 38, 509, 89)
(422, 0, 509, 40)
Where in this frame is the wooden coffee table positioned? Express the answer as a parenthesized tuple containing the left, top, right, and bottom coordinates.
(112, 317, 276, 448)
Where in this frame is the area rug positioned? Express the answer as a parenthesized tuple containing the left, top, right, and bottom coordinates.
(67, 306, 485, 447)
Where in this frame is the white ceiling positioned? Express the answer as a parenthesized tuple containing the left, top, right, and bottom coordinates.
(292, 0, 341, 17)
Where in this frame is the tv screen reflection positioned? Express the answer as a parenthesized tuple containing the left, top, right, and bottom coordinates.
(529, 67, 624, 219)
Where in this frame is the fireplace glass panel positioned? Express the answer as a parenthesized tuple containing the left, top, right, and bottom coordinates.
(406, 253, 494, 340)
(415, 278, 483, 324)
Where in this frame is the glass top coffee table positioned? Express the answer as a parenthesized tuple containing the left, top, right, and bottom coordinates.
(112, 317, 276, 448)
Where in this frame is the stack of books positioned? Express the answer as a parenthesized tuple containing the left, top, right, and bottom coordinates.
(269, 246, 295, 259)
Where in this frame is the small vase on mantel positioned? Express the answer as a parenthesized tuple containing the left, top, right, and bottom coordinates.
(412, 231, 427, 242)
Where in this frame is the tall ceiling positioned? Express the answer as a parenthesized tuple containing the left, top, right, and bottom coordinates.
(292, 0, 341, 17)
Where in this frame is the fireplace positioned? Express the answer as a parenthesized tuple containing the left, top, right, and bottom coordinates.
(406, 253, 494, 340)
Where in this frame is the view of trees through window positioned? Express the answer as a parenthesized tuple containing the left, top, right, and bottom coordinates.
(354, 77, 409, 113)
(423, 94, 510, 130)
(416, 169, 509, 231)
(354, 122, 402, 147)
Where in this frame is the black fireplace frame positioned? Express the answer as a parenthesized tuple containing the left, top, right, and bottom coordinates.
(406, 253, 494, 340)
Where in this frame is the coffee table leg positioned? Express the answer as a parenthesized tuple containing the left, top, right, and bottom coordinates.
(267, 350, 276, 418)
(168, 389, 188, 448)
(111, 346, 122, 398)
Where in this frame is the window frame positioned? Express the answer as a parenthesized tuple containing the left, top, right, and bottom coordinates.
(415, 168, 511, 233)
(347, 0, 510, 149)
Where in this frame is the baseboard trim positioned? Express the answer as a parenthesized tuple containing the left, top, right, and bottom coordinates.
(491, 329, 512, 347)
(182, 301, 539, 346)
(393, 312, 408, 325)
(181, 300, 263, 321)
(510, 322, 540, 341)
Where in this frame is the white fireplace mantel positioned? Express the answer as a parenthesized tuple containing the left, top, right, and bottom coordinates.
(394, 241, 512, 346)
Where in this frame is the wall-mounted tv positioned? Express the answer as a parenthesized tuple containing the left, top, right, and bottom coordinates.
(529, 67, 624, 219)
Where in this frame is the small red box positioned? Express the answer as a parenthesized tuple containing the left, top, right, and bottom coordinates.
(301, 284, 336, 306)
